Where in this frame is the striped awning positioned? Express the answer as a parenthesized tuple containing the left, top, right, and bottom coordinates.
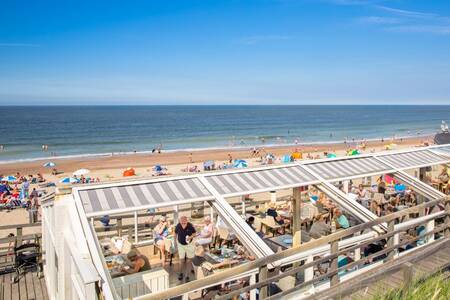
(78, 178, 213, 216)
(431, 145, 450, 157)
(376, 149, 449, 170)
(205, 166, 318, 196)
(304, 157, 391, 181)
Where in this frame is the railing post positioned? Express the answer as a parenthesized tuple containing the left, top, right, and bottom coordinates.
(445, 199, 450, 238)
(402, 262, 413, 294)
(329, 241, 339, 286)
(117, 217, 122, 236)
(386, 220, 396, 261)
(426, 219, 435, 243)
(259, 266, 268, 299)
(16, 227, 23, 247)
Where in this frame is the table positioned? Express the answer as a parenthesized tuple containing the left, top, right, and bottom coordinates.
(265, 234, 293, 251)
(105, 254, 130, 277)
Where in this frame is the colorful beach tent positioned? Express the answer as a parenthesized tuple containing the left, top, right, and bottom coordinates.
(282, 155, 292, 163)
(59, 177, 79, 184)
(123, 168, 135, 177)
(347, 149, 360, 156)
(233, 159, 248, 168)
(43, 162, 56, 168)
(73, 169, 90, 176)
(327, 153, 337, 158)
(153, 165, 163, 172)
(1, 175, 17, 182)
(291, 152, 302, 160)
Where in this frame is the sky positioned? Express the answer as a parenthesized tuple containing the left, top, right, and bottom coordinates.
(1, 0, 450, 105)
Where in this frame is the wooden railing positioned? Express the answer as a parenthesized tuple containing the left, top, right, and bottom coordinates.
(136, 196, 450, 300)
(0, 222, 42, 268)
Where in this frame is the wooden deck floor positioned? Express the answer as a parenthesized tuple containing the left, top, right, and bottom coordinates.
(0, 270, 48, 300)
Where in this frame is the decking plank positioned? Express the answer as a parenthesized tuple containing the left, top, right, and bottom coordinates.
(32, 273, 44, 300)
(25, 272, 36, 300)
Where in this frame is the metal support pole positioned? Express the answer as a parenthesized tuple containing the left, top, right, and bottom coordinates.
(270, 191, 276, 203)
(241, 195, 246, 217)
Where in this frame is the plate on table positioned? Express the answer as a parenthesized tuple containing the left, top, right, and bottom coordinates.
(283, 238, 293, 245)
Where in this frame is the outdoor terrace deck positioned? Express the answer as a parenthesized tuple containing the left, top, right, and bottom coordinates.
(0, 270, 48, 300)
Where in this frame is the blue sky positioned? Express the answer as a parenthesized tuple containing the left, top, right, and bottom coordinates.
(1, 0, 450, 105)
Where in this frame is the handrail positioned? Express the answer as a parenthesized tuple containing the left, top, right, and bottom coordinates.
(0, 222, 41, 230)
(138, 196, 449, 300)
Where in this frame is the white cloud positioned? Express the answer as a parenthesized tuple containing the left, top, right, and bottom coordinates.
(357, 16, 401, 24)
(386, 25, 450, 35)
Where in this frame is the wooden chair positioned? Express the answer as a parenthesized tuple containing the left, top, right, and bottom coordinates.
(217, 227, 234, 247)
(261, 216, 281, 237)
(278, 275, 296, 291)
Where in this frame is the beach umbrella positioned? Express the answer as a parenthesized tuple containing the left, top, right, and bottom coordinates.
(59, 177, 79, 184)
(1, 175, 17, 182)
(233, 159, 248, 168)
(153, 165, 163, 172)
(43, 162, 56, 168)
(327, 153, 337, 158)
(73, 168, 90, 176)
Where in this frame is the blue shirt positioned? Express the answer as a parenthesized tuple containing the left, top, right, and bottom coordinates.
(337, 215, 350, 229)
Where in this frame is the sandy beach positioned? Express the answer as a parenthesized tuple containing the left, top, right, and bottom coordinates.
(1, 135, 432, 184)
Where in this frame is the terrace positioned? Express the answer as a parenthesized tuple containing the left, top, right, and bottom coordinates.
(40, 144, 450, 299)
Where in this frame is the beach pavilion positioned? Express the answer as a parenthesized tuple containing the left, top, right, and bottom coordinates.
(40, 143, 450, 300)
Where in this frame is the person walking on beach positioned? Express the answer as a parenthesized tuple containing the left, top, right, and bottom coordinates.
(189, 152, 193, 163)
(228, 153, 233, 164)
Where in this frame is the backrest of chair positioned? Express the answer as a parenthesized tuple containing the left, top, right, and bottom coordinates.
(373, 193, 384, 204)
(217, 227, 229, 240)
(265, 216, 276, 226)
(253, 216, 262, 232)
(196, 266, 205, 279)
(278, 275, 296, 291)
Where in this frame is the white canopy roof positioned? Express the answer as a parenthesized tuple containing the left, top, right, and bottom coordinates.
(74, 144, 450, 217)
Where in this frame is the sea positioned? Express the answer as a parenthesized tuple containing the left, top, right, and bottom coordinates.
(0, 105, 449, 163)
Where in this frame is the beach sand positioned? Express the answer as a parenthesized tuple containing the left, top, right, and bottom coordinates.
(0, 135, 432, 231)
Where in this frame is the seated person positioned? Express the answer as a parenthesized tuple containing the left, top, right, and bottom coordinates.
(153, 216, 171, 266)
(246, 216, 264, 238)
(196, 216, 214, 246)
(122, 250, 151, 274)
(193, 246, 235, 274)
(356, 184, 370, 208)
(309, 214, 331, 239)
(333, 209, 350, 229)
(100, 215, 110, 227)
(266, 202, 290, 225)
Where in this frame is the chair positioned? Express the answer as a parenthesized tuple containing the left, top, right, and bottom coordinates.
(372, 193, 385, 205)
(278, 275, 296, 291)
(12, 243, 41, 282)
(217, 227, 233, 247)
(261, 216, 281, 237)
(253, 216, 263, 232)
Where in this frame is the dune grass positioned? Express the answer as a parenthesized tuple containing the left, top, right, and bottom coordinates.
(371, 272, 449, 300)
